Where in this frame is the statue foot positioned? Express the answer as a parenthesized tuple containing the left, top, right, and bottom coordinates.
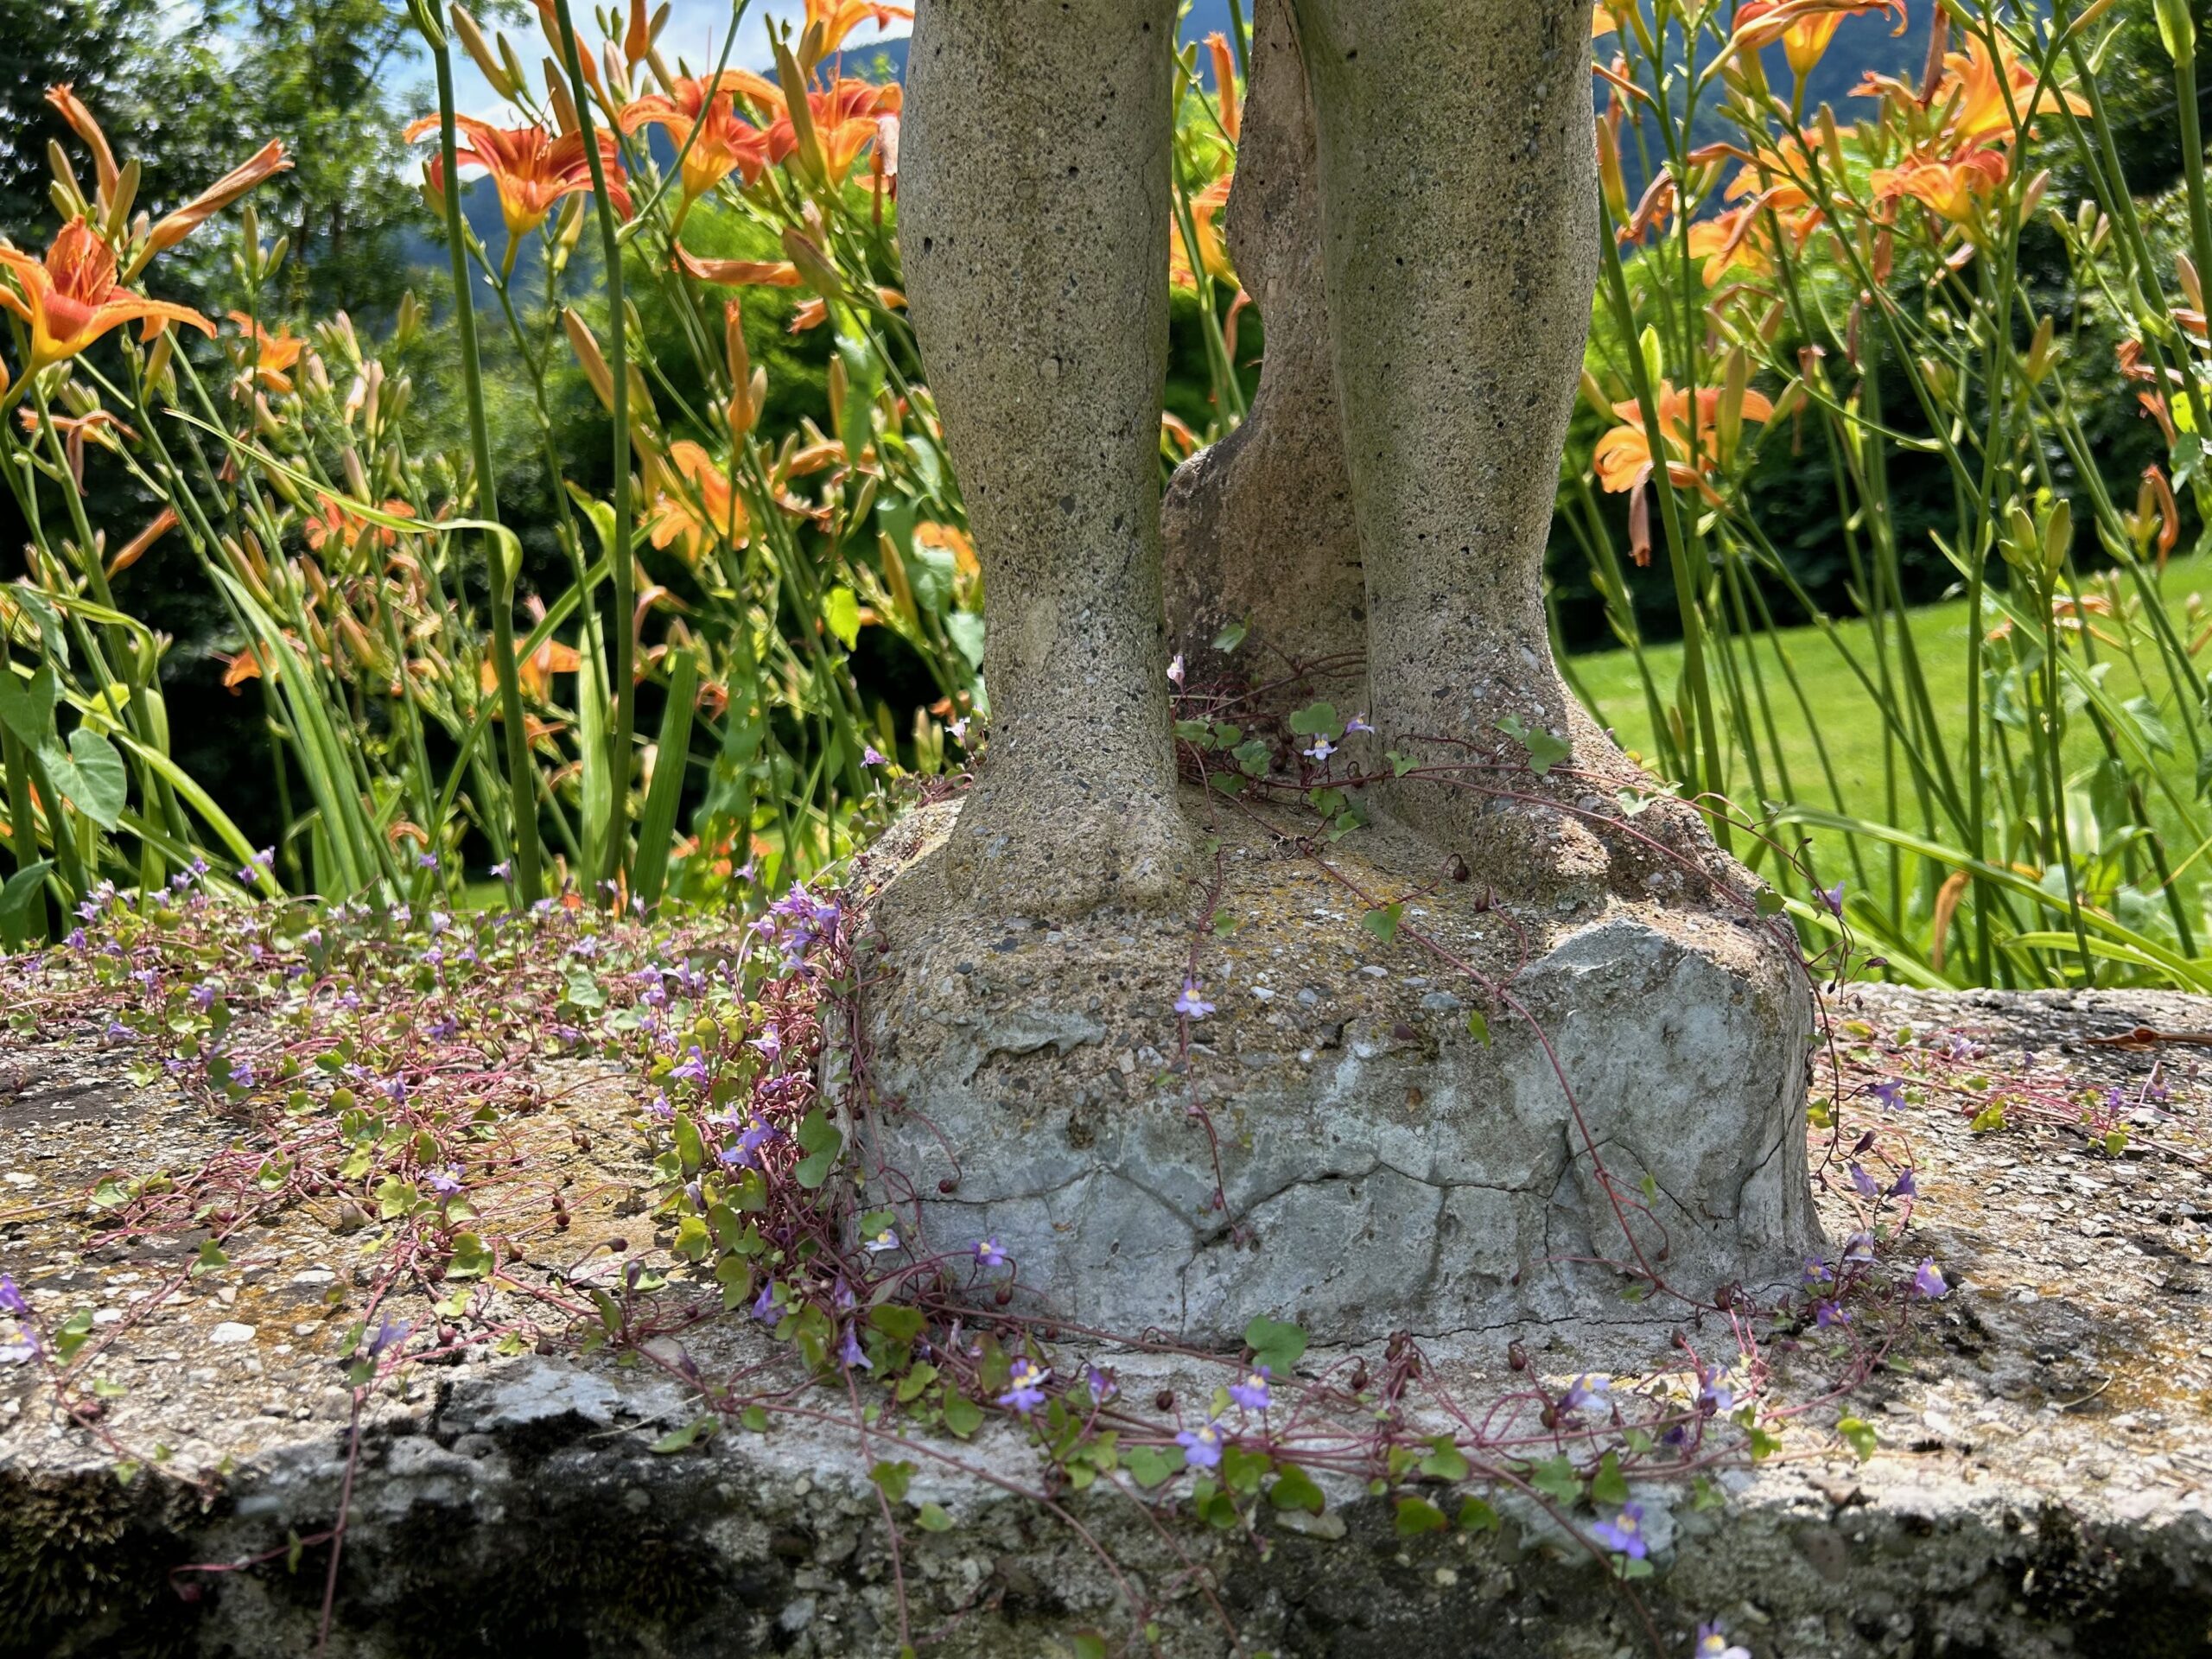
(912, 772, 1200, 925)
(1384, 702, 1741, 913)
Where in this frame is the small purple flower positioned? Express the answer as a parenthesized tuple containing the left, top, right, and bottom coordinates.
(65, 928, 86, 950)
(1815, 1300, 1851, 1329)
(751, 1281, 779, 1323)
(428, 911, 451, 935)
(1174, 981, 1215, 1019)
(863, 1227, 900, 1255)
(751, 1027, 783, 1064)
(491, 860, 512, 880)
(1562, 1373, 1611, 1414)
(1696, 1366, 1735, 1415)
(0, 1275, 27, 1317)
(1695, 1624, 1752, 1659)
(1590, 1502, 1647, 1560)
(949, 716, 969, 742)
(1890, 1167, 1916, 1199)
(189, 982, 217, 1012)
(998, 1359, 1049, 1414)
(838, 1324, 872, 1370)
(1802, 1255, 1834, 1286)
(227, 1058, 255, 1090)
(1867, 1078, 1906, 1112)
(1344, 715, 1374, 734)
(1166, 652, 1185, 688)
(425, 1166, 463, 1198)
(1176, 1419, 1224, 1470)
(1849, 1162, 1878, 1200)
(1084, 1364, 1118, 1406)
(1912, 1257, 1948, 1300)
(671, 1046, 711, 1088)
(362, 1316, 410, 1358)
(862, 745, 888, 767)
(1840, 1230, 1876, 1265)
(1304, 737, 1335, 763)
(1818, 880, 1846, 917)
(1229, 1367, 1272, 1412)
(416, 851, 439, 870)
(975, 1237, 1007, 1268)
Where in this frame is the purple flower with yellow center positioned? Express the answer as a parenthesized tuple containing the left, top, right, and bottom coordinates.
(1590, 1502, 1647, 1560)
(1815, 1300, 1850, 1329)
(426, 1166, 463, 1198)
(1562, 1373, 1611, 1414)
(1912, 1257, 1948, 1300)
(1305, 737, 1335, 763)
(863, 1227, 900, 1255)
(1345, 715, 1374, 734)
(363, 1316, 410, 1358)
(1228, 1367, 1271, 1412)
(1174, 981, 1215, 1019)
(1695, 1624, 1752, 1659)
(0, 1275, 27, 1317)
(751, 1027, 783, 1064)
(1696, 1365, 1735, 1415)
(975, 1237, 1006, 1268)
(671, 1046, 711, 1088)
(1841, 1230, 1876, 1265)
(1176, 1419, 1225, 1470)
(998, 1359, 1049, 1414)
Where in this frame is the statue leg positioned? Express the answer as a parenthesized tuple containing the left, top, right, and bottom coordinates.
(900, 0, 1195, 918)
(1294, 0, 1679, 898)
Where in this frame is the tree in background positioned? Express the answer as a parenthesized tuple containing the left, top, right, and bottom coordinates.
(0, 0, 163, 236)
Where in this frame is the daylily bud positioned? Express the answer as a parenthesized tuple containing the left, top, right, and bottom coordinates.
(1769, 378, 1808, 423)
(451, 5, 519, 99)
(1595, 118, 1627, 223)
(774, 39, 825, 183)
(2179, 253, 2205, 315)
(563, 307, 613, 410)
(1816, 104, 1846, 181)
(1207, 33, 1240, 143)
(143, 328, 175, 395)
(782, 226, 844, 299)
(2024, 315, 2056, 385)
(2021, 168, 2050, 219)
(2042, 499, 2073, 586)
(543, 59, 579, 134)
(1718, 346, 1751, 461)
(621, 0, 650, 64)
(723, 299, 754, 435)
(499, 35, 531, 103)
(46, 140, 86, 215)
(105, 158, 139, 242)
(2154, 0, 2195, 65)
(1579, 369, 1611, 418)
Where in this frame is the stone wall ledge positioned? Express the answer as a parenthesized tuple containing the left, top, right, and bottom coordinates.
(5, 983, 2210, 1659)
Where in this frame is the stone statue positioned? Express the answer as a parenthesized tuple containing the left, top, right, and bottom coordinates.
(853, 0, 1818, 1345)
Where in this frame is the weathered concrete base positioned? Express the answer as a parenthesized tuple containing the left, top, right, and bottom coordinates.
(7, 986, 2212, 1657)
(854, 792, 1817, 1346)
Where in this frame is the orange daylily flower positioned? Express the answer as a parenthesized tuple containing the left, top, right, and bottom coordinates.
(1729, 0, 1903, 82)
(620, 77, 772, 215)
(1592, 3, 1620, 36)
(1205, 33, 1241, 143)
(302, 497, 415, 555)
(1871, 147, 2007, 226)
(748, 75, 902, 181)
(228, 311, 305, 394)
(106, 505, 176, 577)
(1170, 174, 1236, 290)
(0, 219, 213, 373)
(16, 404, 137, 485)
(673, 243, 803, 289)
(142, 142, 290, 269)
(480, 629, 583, 702)
(1593, 381, 1774, 500)
(1854, 34, 2089, 153)
(803, 0, 913, 62)
(647, 440, 747, 565)
(44, 86, 120, 204)
(404, 115, 632, 272)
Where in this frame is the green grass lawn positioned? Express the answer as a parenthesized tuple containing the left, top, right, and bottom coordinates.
(1563, 550, 2212, 960)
